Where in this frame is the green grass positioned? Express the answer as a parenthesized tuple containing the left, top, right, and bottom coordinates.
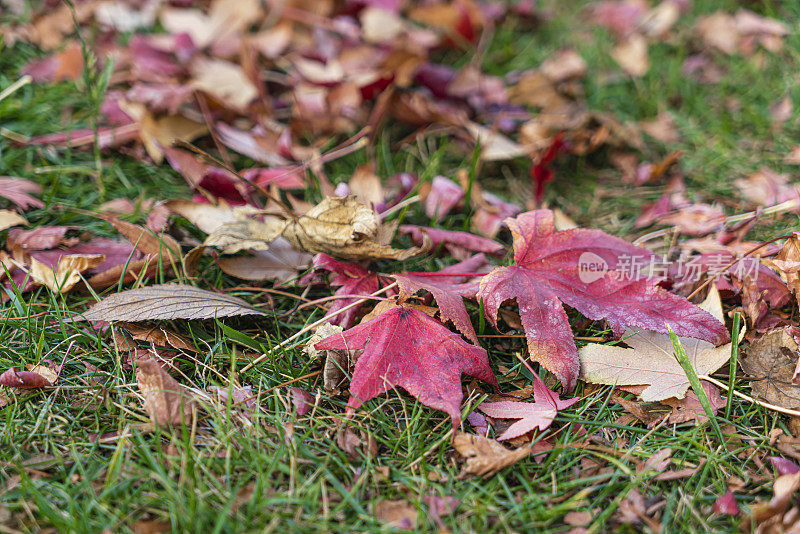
(2, 0, 800, 531)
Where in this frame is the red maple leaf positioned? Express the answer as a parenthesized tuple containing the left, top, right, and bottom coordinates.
(477, 210, 729, 389)
(315, 306, 497, 427)
(393, 254, 489, 342)
(301, 254, 379, 328)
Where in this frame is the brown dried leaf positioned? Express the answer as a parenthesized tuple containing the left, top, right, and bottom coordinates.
(741, 329, 800, 410)
(374, 499, 418, 531)
(78, 283, 268, 322)
(107, 218, 181, 265)
(165, 199, 237, 234)
(453, 431, 531, 478)
(611, 33, 650, 77)
(118, 322, 197, 352)
(216, 238, 312, 284)
(136, 358, 194, 427)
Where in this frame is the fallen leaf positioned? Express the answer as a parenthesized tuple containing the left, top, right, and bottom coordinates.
(303, 323, 350, 395)
(301, 254, 379, 329)
(290, 387, 314, 416)
(741, 328, 800, 411)
(393, 254, 488, 342)
(374, 499, 417, 531)
(399, 225, 504, 258)
(477, 372, 579, 440)
(479, 210, 728, 389)
(78, 284, 268, 322)
(315, 305, 497, 427)
(190, 57, 258, 111)
(662, 381, 724, 424)
(0, 177, 44, 209)
(0, 210, 27, 232)
(424, 175, 464, 221)
(0, 367, 54, 388)
(611, 33, 649, 77)
(283, 196, 424, 261)
(29, 253, 105, 293)
(735, 168, 800, 208)
(452, 431, 531, 478)
(216, 238, 312, 284)
(579, 286, 736, 401)
(117, 322, 196, 352)
(713, 491, 740, 516)
(135, 358, 194, 427)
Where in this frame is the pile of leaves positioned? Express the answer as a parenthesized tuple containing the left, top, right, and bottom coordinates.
(6, 0, 800, 530)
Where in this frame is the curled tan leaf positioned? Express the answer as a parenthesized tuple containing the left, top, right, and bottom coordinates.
(453, 431, 531, 478)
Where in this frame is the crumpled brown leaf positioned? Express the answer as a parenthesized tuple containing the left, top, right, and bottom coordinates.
(741, 329, 800, 410)
(200, 196, 425, 262)
(136, 358, 195, 427)
(282, 196, 425, 261)
(453, 431, 531, 479)
(78, 283, 268, 322)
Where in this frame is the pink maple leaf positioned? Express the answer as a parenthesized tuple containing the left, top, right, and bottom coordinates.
(314, 306, 497, 427)
(477, 210, 729, 389)
(478, 373, 578, 440)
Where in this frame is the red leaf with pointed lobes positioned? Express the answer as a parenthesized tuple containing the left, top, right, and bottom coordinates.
(478, 210, 729, 390)
(315, 306, 497, 427)
(301, 254, 379, 329)
(393, 254, 489, 342)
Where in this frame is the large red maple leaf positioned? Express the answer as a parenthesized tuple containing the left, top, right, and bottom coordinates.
(477, 210, 730, 390)
(393, 253, 488, 343)
(315, 306, 497, 427)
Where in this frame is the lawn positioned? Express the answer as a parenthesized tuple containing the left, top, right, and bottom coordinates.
(2, 0, 800, 532)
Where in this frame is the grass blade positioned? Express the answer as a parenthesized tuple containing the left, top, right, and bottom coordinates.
(668, 327, 726, 446)
(724, 312, 742, 420)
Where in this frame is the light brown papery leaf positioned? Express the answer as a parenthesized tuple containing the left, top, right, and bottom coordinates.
(453, 431, 531, 479)
(282, 196, 424, 261)
(29, 254, 105, 293)
(165, 199, 237, 234)
(0, 210, 27, 232)
(190, 58, 258, 111)
(216, 238, 312, 284)
(579, 286, 739, 401)
(348, 165, 384, 207)
(78, 283, 268, 322)
(611, 33, 650, 77)
(135, 358, 194, 427)
(374, 499, 418, 531)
